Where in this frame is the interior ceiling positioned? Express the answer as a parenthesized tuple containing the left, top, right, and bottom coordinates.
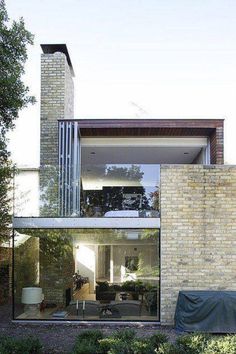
(81, 146, 203, 165)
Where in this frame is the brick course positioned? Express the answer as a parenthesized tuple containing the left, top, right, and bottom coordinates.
(160, 165, 236, 324)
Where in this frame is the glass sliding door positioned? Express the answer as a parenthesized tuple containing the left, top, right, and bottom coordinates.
(13, 228, 160, 321)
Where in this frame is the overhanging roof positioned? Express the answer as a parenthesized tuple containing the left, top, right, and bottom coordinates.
(58, 119, 224, 137)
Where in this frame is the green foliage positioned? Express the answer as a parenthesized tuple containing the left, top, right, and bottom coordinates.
(98, 338, 120, 354)
(0, 0, 35, 243)
(205, 335, 236, 354)
(72, 330, 236, 354)
(157, 342, 180, 354)
(81, 164, 150, 216)
(14, 236, 39, 300)
(19, 228, 73, 260)
(0, 336, 42, 354)
(98, 330, 168, 354)
(121, 280, 144, 292)
(72, 330, 103, 354)
(176, 333, 210, 354)
(132, 338, 156, 354)
(0, 0, 35, 135)
(106, 340, 132, 354)
(174, 333, 236, 354)
(149, 333, 169, 349)
(98, 330, 136, 354)
(113, 328, 136, 341)
(0, 154, 13, 243)
(96, 281, 110, 291)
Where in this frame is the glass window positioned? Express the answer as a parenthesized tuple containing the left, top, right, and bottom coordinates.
(80, 164, 160, 218)
(13, 228, 159, 321)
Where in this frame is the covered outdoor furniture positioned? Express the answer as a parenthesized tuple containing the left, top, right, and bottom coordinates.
(175, 291, 236, 333)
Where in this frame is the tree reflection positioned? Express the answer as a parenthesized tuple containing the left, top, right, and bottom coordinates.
(81, 164, 156, 216)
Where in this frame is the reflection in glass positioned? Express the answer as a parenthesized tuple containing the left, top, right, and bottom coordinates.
(81, 164, 160, 217)
(13, 164, 160, 217)
(13, 229, 159, 321)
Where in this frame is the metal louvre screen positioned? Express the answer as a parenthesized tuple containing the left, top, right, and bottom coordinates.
(59, 121, 80, 216)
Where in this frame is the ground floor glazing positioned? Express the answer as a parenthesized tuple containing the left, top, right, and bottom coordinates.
(13, 228, 160, 321)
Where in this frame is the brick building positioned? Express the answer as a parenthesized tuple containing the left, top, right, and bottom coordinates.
(12, 44, 236, 324)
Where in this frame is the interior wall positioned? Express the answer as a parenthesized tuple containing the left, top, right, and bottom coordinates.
(76, 245, 96, 292)
(113, 244, 157, 283)
(76, 243, 158, 287)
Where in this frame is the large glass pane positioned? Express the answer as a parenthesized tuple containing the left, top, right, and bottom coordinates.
(13, 228, 159, 321)
(81, 164, 160, 217)
(13, 165, 160, 217)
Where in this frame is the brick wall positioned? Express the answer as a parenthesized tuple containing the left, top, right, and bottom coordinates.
(39, 236, 74, 306)
(14, 237, 39, 303)
(40, 52, 74, 166)
(160, 165, 236, 324)
(210, 126, 224, 164)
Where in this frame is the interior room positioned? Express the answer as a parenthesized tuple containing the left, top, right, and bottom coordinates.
(80, 137, 209, 217)
(13, 228, 159, 321)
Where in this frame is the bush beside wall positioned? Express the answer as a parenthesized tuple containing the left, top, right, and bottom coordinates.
(1, 331, 236, 354)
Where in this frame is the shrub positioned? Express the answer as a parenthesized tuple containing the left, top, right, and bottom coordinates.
(121, 280, 143, 292)
(75, 329, 103, 342)
(72, 341, 99, 354)
(149, 333, 168, 350)
(175, 333, 236, 354)
(96, 282, 110, 291)
(157, 342, 180, 354)
(176, 333, 210, 354)
(72, 330, 104, 354)
(106, 339, 132, 354)
(72, 329, 236, 354)
(0, 336, 42, 354)
(98, 329, 168, 354)
(113, 328, 136, 341)
(98, 338, 120, 354)
(99, 329, 137, 354)
(205, 335, 236, 354)
(132, 338, 155, 354)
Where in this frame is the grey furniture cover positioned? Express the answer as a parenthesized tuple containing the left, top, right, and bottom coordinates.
(175, 291, 236, 333)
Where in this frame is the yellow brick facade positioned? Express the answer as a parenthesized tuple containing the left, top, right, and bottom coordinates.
(160, 165, 236, 324)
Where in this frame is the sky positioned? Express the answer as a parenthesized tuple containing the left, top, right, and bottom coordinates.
(6, 0, 236, 166)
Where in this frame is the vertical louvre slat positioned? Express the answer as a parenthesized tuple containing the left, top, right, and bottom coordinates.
(77, 128, 81, 214)
(68, 122, 72, 215)
(65, 122, 69, 215)
(58, 121, 62, 216)
(72, 122, 77, 214)
(59, 122, 65, 216)
(63, 122, 67, 215)
(59, 120, 80, 216)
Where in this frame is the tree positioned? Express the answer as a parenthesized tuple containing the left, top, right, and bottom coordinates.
(0, 0, 35, 242)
